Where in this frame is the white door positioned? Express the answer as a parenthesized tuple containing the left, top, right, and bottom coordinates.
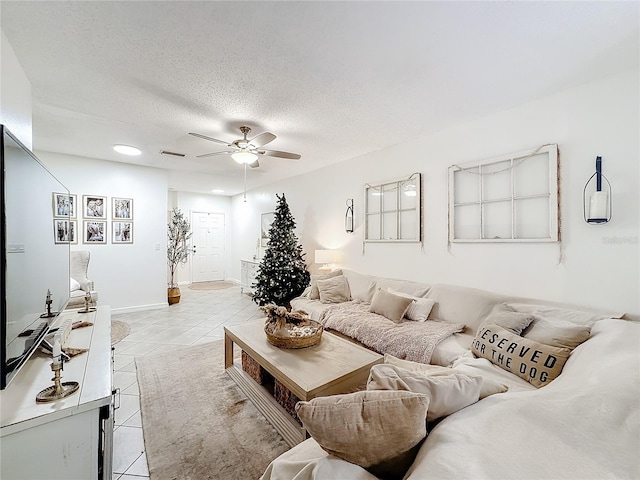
(191, 211, 225, 283)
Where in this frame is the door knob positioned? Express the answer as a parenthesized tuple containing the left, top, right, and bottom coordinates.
(192, 245, 197, 254)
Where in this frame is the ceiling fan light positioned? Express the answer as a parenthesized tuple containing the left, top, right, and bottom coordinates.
(232, 151, 258, 164)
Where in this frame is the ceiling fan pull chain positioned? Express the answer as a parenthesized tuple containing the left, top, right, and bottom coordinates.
(243, 163, 248, 202)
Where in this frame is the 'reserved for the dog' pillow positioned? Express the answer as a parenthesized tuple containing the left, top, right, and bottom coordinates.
(472, 323, 571, 388)
(367, 363, 482, 421)
(295, 390, 428, 480)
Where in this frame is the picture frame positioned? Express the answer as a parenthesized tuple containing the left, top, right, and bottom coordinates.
(52, 192, 77, 218)
(112, 197, 133, 220)
(83, 194, 107, 219)
(53, 219, 77, 244)
(112, 221, 133, 244)
(261, 212, 275, 247)
(83, 220, 107, 244)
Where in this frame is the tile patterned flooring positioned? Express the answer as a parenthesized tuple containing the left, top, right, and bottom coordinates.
(110, 284, 262, 480)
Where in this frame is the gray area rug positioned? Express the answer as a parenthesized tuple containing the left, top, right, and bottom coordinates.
(135, 340, 289, 480)
(111, 320, 131, 345)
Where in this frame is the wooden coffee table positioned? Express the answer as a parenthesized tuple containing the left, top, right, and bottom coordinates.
(224, 321, 382, 446)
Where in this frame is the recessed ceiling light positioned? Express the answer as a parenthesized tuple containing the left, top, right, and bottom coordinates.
(113, 144, 142, 156)
(211, 189, 225, 194)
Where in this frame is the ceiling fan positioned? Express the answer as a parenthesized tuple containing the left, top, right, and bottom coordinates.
(189, 126, 301, 168)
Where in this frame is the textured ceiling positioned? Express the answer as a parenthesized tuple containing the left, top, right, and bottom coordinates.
(1, 1, 638, 195)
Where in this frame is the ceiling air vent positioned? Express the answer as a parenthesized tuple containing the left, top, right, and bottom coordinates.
(160, 150, 186, 157)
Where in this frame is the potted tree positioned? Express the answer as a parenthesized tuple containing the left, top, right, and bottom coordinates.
(167, 208, 192, 304)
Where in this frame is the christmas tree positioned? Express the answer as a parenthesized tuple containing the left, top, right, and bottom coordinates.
(253, 193, 310, 307)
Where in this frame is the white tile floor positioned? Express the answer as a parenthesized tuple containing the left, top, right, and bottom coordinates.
(110, 284, 262, 480)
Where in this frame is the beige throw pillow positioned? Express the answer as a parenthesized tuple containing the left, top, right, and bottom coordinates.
(369, 289, 413, 323)
(387, 288, 436, 322)
(477, 303, 536, 336)
(317, 275, 350, 304)
(383, 354, 508, 399)
(367, 363, 482, 421)
(295, 390, 428, 480)
(472, 323, 571, 388)
(309, 269, 343, 300)
(523, 316, 591, 350)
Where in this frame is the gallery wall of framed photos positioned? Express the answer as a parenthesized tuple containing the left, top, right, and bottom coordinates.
(52, 193, 134, 245)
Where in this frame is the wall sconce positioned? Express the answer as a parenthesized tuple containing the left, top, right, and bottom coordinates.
(315, 249, 337, 271)
(583, 156, 612, 224)
(345, 199, 354, 233)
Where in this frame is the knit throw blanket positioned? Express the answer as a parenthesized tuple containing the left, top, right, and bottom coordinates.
(319, 301, 465, 364)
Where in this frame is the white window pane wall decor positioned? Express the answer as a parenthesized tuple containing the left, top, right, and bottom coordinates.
(448, 144, 558, 243)
(364, 173, 422, 243)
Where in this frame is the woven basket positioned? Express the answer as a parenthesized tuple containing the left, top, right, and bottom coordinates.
(264, 318, 323, 349)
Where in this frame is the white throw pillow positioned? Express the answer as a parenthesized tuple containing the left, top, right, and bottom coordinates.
(387, 288, 435, 322)
(367, 363, 482, 421)
(342, 270, 377, 302)
(384, 354, 508, 400)
(70, 277, 81, 292)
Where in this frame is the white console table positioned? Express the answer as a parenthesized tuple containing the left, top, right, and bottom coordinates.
(241, 259, 259, 294)
(0, 306, 114, 479)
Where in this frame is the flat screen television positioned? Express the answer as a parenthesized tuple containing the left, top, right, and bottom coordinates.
(1, 124, 70, 389)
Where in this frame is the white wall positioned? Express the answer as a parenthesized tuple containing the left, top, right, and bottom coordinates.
(171, 191, 233, 285)
(0, 29, 32, 147)
(37, 152, 169, 312)
(230, 69, 640, 319)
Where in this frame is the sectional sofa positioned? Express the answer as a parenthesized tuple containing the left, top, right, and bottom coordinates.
(261, 269, 639, 480)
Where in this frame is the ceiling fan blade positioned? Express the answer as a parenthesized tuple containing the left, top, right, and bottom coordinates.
(248, 132, 276, 148)
(249, 159, 260, 168)
(259, 149, 301, 160)
(189, 132, 231, 146)
(196, 150, 236, 158)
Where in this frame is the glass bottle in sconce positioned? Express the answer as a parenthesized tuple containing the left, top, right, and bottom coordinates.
(583, 156, 612, 224)
(345, 199, 354, 233)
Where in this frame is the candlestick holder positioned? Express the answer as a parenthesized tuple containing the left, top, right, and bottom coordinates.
(77, 291, 96, 314)
(35, 361, 79, 403)
(39, 289, 59, 319)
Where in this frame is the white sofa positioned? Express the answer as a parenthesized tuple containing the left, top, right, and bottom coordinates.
(262, 270, 639, 479)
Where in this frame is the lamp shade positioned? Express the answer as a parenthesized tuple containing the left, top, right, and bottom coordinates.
(232, 151, 258, 164)
(315, 249, 335, 264)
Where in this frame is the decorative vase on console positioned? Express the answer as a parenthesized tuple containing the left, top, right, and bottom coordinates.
(167, 208, 192, 305)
